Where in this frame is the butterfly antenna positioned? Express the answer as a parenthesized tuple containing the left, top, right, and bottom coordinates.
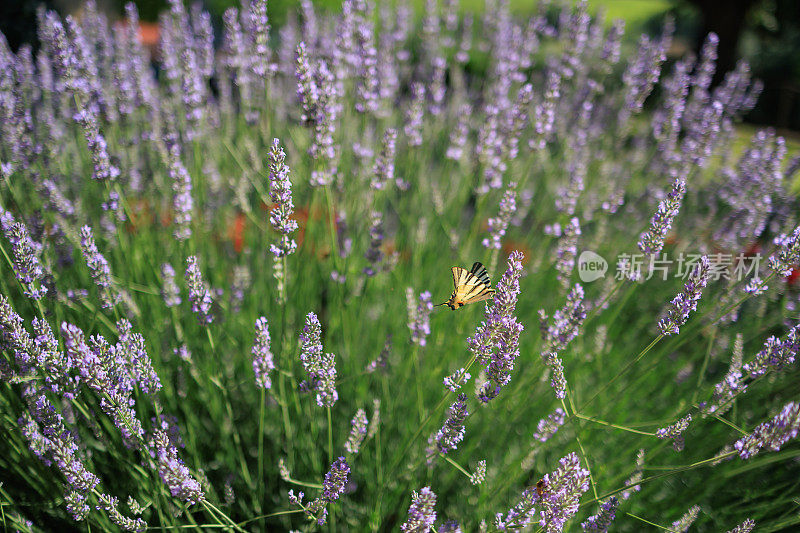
(434, 302, 447, 307)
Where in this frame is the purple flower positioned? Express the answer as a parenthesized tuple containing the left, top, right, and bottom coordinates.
(621, 449, 644, 500)
(742, 324, 798, 378)
(656, 413, 692, 451)
(252, 317, 274, 390)
(115, 318, 161, 394)
(544, 352, 568, 399)
(61, 323, 145, 446)
(298, 312, 338, 407)
(290, 457, 351, 525)
(96, 493, 147, 531)
(727, 519, 756, 533)
(496, 452, 590, 532)
(638, 177, 686, 257)
(671, 505, 700, 532)
(483, 186, 517, 250)
(229, 265, 251, 313)
(620, 25, 671, 119)
(735, 401, 800, 459)
(657, 256, 710, 336)
(371, 128, 397, 190)
(428, 56, 447, 116)
(554, 218, 580, 288)
(432, 393, 468, 455)
(160, 263, 182, 307)
(180, 46, 205, 138)
(533, 407, 566, 442)
(540, 284, 586, 354)
(446, 103, 471, 161)
(248, 0, 273, 79)
(363, 210, 385, 276)
(19, 393, 100, 504)
(344, 408, 368, 454)
(322, 456, 349, 502)
(167, 143, 193, 241)
(469, 251, 525, 402)
(185, 256, 213, 325)
(3, 221, 47, 299)
(295, 43, 338, 185)
(405, 82, 425, 146)
(581, 497, 618, 533)
(80, 225, 119, 309)
(407, 289, 433, 347)
(769, 225, 800, 277)
(401, 487, 437, 532)
(531, 71, 560, 150)
(713, 130, 785, 250)
(352, 1, 379, 114)
(443, 368, 471, 392)
(470, 459, 487, 485)
(267, 138, 299, 257)
(150, 426, 204, 505)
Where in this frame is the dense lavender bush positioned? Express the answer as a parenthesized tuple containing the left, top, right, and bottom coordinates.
(1, 0, 799, 531)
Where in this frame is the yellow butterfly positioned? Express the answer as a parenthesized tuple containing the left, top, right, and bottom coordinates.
(436, 262, 495, 310)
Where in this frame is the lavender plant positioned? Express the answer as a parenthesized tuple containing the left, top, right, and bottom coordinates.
(1, 1, 799, 531)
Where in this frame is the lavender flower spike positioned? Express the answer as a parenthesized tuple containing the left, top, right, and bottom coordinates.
(638, 177, 686, 257)
(267, 138, 299, 257)
(671, 505, 700, 532)
(735, 401, 800, 459)
(167, 143, 193, 241)
(298, 312, 338, 407)
(150, 426, 204, 505)
(3, 221, 47, 299)
(80, 225, 119, 309)
(483, 185, 517, 250)
(251, 317, 274, 390)
(344, 408, 368, 454)
(469, 251, 525, 403)
(290, 457, 350, 525)
(657, 256, 710, 336)
(727, 519, 756, 533)
(742, 323, 798, 379)
(322, 457, 350, 502)
(656, 413, 692, 451)
(407, 289, 433, 346)
(581, 497, 619, 533)
(540, 284, 586, 354)
(401, 487, 437, 532)
(185, 256, 213, 325)
(371, 128, 397, 190)
(496, 452, 590, 532)
(533, 407, 566, 442)
(432, 393, 469, 455)
(160, 263, 181, 307)
(769, 225, 800, 277)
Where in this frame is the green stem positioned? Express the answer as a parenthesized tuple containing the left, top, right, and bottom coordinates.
(574, 413, 656, 436)
(327, 405, 334, 466)
(256, 387, 266, 514)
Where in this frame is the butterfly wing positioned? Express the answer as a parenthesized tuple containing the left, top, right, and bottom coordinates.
(452, 263, 495, 305)
(461, 286, 495, 304)
(451, 266, 470, 289)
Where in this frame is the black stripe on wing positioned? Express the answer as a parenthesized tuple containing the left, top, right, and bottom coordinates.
(469, 262, 491, 286)
(463, 287, 495, 304)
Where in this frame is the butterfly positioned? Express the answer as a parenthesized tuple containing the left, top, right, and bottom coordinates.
(436, 262, 495, 310)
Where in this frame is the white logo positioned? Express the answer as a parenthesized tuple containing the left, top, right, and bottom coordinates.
(578, 251, 607, 282)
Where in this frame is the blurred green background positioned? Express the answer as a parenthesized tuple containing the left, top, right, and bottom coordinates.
(1, 0, 799, 130)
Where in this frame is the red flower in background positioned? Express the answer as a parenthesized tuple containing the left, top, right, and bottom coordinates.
(788, 267, 799, 286)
